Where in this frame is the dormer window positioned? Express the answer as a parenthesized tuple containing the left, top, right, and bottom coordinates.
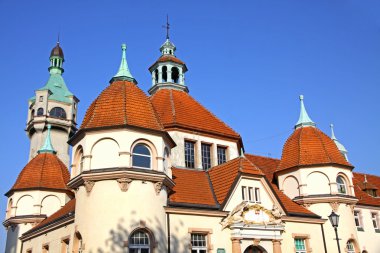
(39, 96, 43, 102)
(337, 176, 347, 194)
(132, 144, 151, 169)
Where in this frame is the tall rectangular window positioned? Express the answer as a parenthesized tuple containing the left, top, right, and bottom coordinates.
(61, 239, 70, 253)
(294, 238, 307, 253)
(354, 210, 363, 231)
(242, 186, 247, 201)
(185, 141, 195, 168)
(372, 213, 378, 229)
(255, 188, 261, 203)
(201, 143, 211, 170)
(191, 233, 207, 253)
(217, 146, 227, 165)
(248, 187, 254, 202)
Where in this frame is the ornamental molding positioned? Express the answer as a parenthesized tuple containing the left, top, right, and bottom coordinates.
(84, 180, 95, 193)
(154, 182, 163, 195)
(347, 204, 356, 213)
(67, 168, 175, 192)
(329, 202, 340, 212)
(220, 202, 283, 230)
(117, 178, 132, 192)
(293, 194, 358, 206)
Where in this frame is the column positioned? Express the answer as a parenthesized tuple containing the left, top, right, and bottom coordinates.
(151, 72, 155, 86)
(167, 65, 172, 83)
(158, 66, 163, 83)
(272, 239, 282, 253)
(231, 238, 242, 253)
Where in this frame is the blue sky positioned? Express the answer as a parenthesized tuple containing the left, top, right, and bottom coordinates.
(1, 0, 380, 249)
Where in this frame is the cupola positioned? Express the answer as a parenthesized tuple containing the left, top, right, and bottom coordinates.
(148, 20, 188, 94)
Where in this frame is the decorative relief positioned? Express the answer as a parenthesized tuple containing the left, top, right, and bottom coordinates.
(117, 178, 132, 192)
(154, 182, 163, 195)
(302, 203, 312, 209)
(220, 202, 284, 229)
(329, 202, 340, 212)
(84, 180, 95, 193)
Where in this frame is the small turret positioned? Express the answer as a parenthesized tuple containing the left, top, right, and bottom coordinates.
(26, 41, 79, 167)
(330, 124, 349, 161)
(148, 18, 188, 95)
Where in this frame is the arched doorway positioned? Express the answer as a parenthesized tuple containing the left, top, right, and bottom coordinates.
(244, 245, 268, 253)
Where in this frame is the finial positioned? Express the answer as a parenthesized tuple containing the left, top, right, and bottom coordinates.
(364, 174, 368, 183)
(295, 95, 316, 129)
(330, 124, 337, 140)
(38, 125, 56, 154)
(57, 32, 60, 45)
(111, 43, 135, 83)
(163, 15, 170, 40)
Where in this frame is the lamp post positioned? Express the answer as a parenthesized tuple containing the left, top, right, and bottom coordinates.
(328, 211, 341, 253)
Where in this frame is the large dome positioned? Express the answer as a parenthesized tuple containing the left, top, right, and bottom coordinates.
(278, 126, 352, 171)
(8, 153, 70, 195)
(80, 80, 163, 131)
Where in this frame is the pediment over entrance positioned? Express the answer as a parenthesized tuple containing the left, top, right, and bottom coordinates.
(221, 202, 283, 229)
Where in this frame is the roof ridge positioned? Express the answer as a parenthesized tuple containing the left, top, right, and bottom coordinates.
(206, 172, 220, 206)
(245, 153, 281, 161)
(242, 156, 262, 172)
(315, 128, 333, 163)
(57, 156, 69, 189)
(183, 92, 240, 137)
(123, 81, 127, 124)
(297, 128, 302, 167)
(39, 153, 47, 188)
(169, 89, 176, 124)
(207, 156, 241, 173)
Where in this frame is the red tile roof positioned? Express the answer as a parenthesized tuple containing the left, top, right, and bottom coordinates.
(81, 81, 162, 131)
(9, 153, 70, 195)
(278, 127, 352, 171)
(246, 154, 318, 217)
(353, 172, 380, 207)
(151, 89, 240, 139)
(170, 168, 217, 207)
(149, 55, 186, 70)
(208, 157, 264, 204)
(28, 198, 75, 232)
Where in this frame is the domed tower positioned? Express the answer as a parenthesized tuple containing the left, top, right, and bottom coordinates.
(26, 42, 79, 167)
(4, 126, 72, 253)
(148, 31, 188, 94)
(275, 95, 359, 252)
(67, 44, 175, 252)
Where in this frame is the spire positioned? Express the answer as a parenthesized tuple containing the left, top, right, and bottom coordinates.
(111, 43, 136, 83)
(38, 125, 56, 154)
(330, 123, 348, 160)
(295, 95, 316, 129)
(49, 40, 65, 75)
(330, 124, 337, 140)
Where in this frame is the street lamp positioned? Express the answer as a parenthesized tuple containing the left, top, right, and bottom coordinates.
(328, 211, 341, 253)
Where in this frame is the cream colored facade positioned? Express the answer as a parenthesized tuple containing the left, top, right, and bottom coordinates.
(3, 40, 380, 253)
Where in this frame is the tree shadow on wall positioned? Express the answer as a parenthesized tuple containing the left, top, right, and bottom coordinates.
(93, 210, 187, 253)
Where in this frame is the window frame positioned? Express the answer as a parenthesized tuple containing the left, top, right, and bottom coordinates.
(354, 210, 364, 231)
(292, 234, 311, 253)
(129, 230, 150, 253)
(188, 228, 213, 253)
(184, 140, 196, 168)
(217, 146, 227, 165)
(37, 107, 44, 116)
(50, 107, 67, 119)
(201, 142, 212, 170)
(336, 175, 347, 194)
(132, 144, 152, 170)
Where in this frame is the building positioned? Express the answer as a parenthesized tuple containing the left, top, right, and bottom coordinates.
(3, 33, 380, 253)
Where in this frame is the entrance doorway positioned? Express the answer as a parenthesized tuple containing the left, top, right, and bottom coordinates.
(244, 245, 268, 253)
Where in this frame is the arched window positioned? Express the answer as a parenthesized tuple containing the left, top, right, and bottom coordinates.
(6, 199, 13, 218)
(132, 144, 151, 169)
(73, 232, 83, 253)
(346, 240, 355, 253)
(337, 175, 347, 194)
(50, 107, 66, 119)
(171, 67, 179, 83)
(129, 230, 150, 253)
(37, 108, 44, 116)
(30, 109, 35, 120)
(162, 66, 167, 82)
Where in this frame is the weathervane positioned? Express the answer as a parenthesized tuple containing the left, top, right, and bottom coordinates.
(162, 15, 170, 40)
